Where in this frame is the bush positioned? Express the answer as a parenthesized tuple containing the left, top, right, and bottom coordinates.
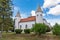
(32, 23, 47, 35)
(53, 23, 60, 35)
(15, 29, 22, 34)
(46, 26, 51, 32)
(24, 29, 30, 34)
(11, 30, 14, 32)
(9, 27, 14, 32)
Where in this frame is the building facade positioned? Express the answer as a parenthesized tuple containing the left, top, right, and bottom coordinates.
(14, 5, 50, 30)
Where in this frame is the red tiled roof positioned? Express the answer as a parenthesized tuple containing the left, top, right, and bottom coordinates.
(20, 16, 36, 22)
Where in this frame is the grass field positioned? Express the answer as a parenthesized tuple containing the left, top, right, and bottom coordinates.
(0, 32, 60, 40)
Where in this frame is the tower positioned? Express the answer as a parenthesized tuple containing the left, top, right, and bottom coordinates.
(15, 11, 21, 29)
(35, 4, 43, 23)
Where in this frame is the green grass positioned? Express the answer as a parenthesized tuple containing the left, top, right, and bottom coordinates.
(0, 32, 60, 40)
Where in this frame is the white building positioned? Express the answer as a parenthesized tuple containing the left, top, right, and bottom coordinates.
(14, 5, 50, 30)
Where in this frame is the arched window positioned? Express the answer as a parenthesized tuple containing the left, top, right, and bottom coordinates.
(32, 24, 34, 27)
(25, 25, 27, 29)
(20, 25, 22, 29)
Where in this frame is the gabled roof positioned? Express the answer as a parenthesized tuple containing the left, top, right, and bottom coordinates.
(19, 16, 36, 22)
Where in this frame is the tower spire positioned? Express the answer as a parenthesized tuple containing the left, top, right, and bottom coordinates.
(15, 10, 21, 17)
(36, 4, 42, 13)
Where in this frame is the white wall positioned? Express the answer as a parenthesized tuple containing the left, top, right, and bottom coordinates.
(43, 20, 51, 28)
(19, 21, 35, 30)
(43, 20, 48, 25)
(36, 12, 43, 23)
(15, 17, 20, 29)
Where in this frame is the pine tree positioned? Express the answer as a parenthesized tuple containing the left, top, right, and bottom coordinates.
(0, 0, 13, 33)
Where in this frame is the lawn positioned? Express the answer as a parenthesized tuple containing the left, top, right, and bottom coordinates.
(0, 32, 60, 40)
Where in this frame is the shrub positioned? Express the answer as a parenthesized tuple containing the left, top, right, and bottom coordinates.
(15, 29, 22, 34)
(53, 23, 60, 35)
(11, 30, 14, 32)
(24, 29, 30, 34)
(32, 23, 47, 35)
(46, 26, 51, 32)
(9, 27, 14, 32)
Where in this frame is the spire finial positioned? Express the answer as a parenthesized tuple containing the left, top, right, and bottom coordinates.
(15, 10, 21, 17)
(36, 3, 42, 13)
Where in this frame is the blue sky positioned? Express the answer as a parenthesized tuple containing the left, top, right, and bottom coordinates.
(12, 0, 60, 26)
(13, 0, 44, 17)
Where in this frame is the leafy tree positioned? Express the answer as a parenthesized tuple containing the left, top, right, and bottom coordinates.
(53, 23, 60, 35)
(32, 23, 48, 35)
(46, 26, 51, 32)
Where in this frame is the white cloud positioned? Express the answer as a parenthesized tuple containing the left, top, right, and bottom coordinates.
(43, 0, 60, 8)
(21, 13, 28, 19)
(43, 14, 46, 16)
(14, 6, 19, 11)
(47, 5, 60, 15)
(14, 6, 20, 13)
(57, 0, 60, 4)
(31, 10, 46, 16)
(31, 10, 36, 16)
(47, 19, 60, 26)
(12, 17, 15, 20)
(13, 6, 20, 16)
(43, 0, 60, 15)
(13, 6, 28, 19)
(43, 0, 56, 8)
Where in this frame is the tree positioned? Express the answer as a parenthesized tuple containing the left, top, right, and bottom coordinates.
(4, 18, 14, 32)
(53, 23, 60, 35)
(46, 26, 51, 32)
(32, 23, 48, 35)
(0, 0, 13, 32)
(0, 0, 13, 38)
